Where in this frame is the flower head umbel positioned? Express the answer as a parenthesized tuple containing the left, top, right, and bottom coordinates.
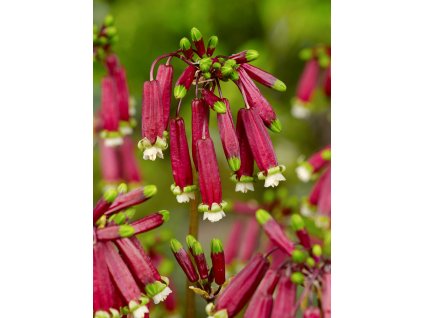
(93, 185, 172, 317)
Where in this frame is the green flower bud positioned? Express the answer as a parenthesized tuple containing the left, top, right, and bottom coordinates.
(291, 272, 305, 285)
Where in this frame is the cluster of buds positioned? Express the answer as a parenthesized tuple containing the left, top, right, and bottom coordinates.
(296, 145, 331, 227)
(292, 45, 331, 118)
(93, 185, 173, 318)
(140, 27, 288, 222)
(206, 208, 331, 318)
(93, 15, 119, 61)
(170, 236, 226, 302)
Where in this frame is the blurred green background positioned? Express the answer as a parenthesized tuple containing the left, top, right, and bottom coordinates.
(94, 0, 330, 316)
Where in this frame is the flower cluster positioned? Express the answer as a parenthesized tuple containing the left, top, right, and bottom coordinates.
(140, 27, 288, 222)
(292, 45, 331, 118)
(296, 145, 331, 228)
(169, 236, 226, 302)
(206, 209, 331, 318)
(93, 185, 173, 318)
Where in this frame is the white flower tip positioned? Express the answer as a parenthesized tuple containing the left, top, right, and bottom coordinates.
(176, 192, 195, 203)
(301, 203, 314, 217)
(203, 211, 226, 222)
(291, 103, 311, 119)
(152, 286, 172, 304)
(143, 147, 164, 161)
(296, 166, 311, 182)
(235, 182, 254, 193)
(105, 137, 123, 147)
(264, 172, 286, 188)
(121, 126, 133, 136)
(132, 305, 149, 318)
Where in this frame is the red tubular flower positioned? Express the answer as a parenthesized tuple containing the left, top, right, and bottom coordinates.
(256, 209, 294, 256)
(190, 27, 206, 57)
(217, 98, 240, 171)
(323, 66, 331, 97)
(170, 239, 199, 283)
(211, 238, 225, 285)
(304, 307, 322, 318)
(120, 136, 143, 186)
(270, 275, 296, 318)
(99, 139, 122, 187)
(96, 210, 169, 241)
(292, 58, 320, 118)
(196, 137, 227, 222)
(115, 238, 172, 304)
(93, 189, 118, 224)
(239, 218, 260, 262)
(174, 65, 197, 99)
(241, 63, 287, 92)
(180, 37, 194, 59)
(201, 88, 227, 113)
(296, 145, 331, 182)
(207, 35, 218, 56)
(322, 272, 331, 318)
(209, 254, 270, 318)
(104, 185, 157, 216)
(100, 76, 122, 147)
(244, 269, 280, 318)
(102, 241, 150, 318)
(232, 109, 255, 193)
(191, 241, 209, 280)
(191, 98, 210, 170)
(224, 220, 244, 265)
(229, 50, 259, 64)
(114, 66, 132, 135)
(169, 117, 196, 203)
(238, 68, 282, 133)
(239, 108, 286, 188)
(156, 64, 174, 129)
(291, 214, 312, 249)
(139, 80, 167, 161)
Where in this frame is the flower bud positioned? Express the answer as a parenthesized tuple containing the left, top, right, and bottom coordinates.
(241, 64, 286, 92)
(170, 239, 199, 283)
(292, 249, 307, 263)
(239, 108, 286, 188)
(200, 57, 213, 72)
(113, 66, 132, 135)
(211, 238, 225, 285)
(230, 50, 259, 64)
(174, 65, 197, 99)
(169, 118, 196, 203)
(139, 80, 167, 160)
(217, 99, 240, 171)
(180, 37, 194, 59)
(256, 209, 294, 256)
(207, 35, 218, 56)
(100, 76, 122, 147)
(104, 185, 157, 216)
(190, 27, 206, 57)
(196, 138, 227, 222)
(270, 275, 296, 318)
(290, 272, 304, 285)
(296, 145, 331, 182)
(191, 98, 210, 169)
(156, 64, 174, 129)
(192, 241, 209, 280)
(201, 88, 227, 113)
(292, 58, 319, 118)
(120, 136, 142, 186)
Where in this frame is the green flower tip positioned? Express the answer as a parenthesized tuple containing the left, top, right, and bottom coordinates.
(192, 241, 204, 256)
(104, 14, 114, 27)
(180, 37, 191, 50)
(117, 183, 128, 194)
(186, 234, 198, 248)
(200, 57, 212, 72)
(143, 185, 157, 198)
(212, 62, 222, 69)
(312, 244, 322, 257)
(190, 27, 203, 41)
(211, 238, 223, 254)
(291, 272, 305, 285)
(174, 85, 187, 99)
(214, 101, 227, 113)
(291, 214, 305, 231)
(221, 65, 234, 77)
(246, 50, 259, 62)
(159, 210, 170, 222)
(306, 257, 316, 267)
(118, 224, 135, 238)
(208, 35, 218, 49)
(170, 239, 184, 253)
(321, 149, 331, 160)
(269, 119, 282, 133)
(272, 79, 287, 92)
(105, 26, 117, 37)
(228, 157, 241, 172)
(145, 280, 167, 298)
(103, 188, 118, 203)
(292, 249, 307, 263)
(256, 209, 272, 225)
(229, 70, 240, 81)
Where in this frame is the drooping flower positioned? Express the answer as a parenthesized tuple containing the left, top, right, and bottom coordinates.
(120, 136, 143, 187)
(139, 80, 167, 161)
(99, 138, 122, 188)
(201, 88, 227, 114)
(114, 66, 132, 135)
(156, 63, 174, 129)
(174, 65, 197, 99)
(296, 145, 331, 182)
(239, 218, 261, 262)
(169, 117, 196, 203)
(270, 275, 296, 318)
(211, 238, 226, 285)
(100, 76, 123, 147)
(239, 108, 286, 187)
(224, 220, 244, 265)
(191, 98, 210, 170)
(256, 209, 295, 256)
(196, 137, 227, 222)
